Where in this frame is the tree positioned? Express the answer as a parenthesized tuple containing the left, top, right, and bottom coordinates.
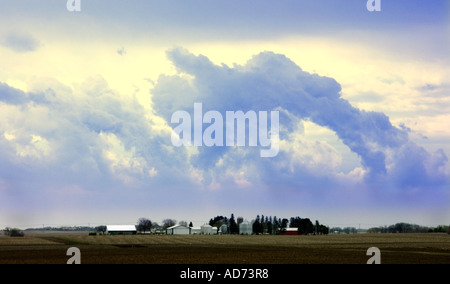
(343, 227, 357, 234)
(137, 218, 153, 234)
(179, 220, 188, 227)
(260, 215, 266, 234)
(162, 219, 177, 230)
(229, 214, 239, 234)
(267, 216, 273, 235)
(318, 224, 329, 235)
(272, 216, 280, 234)
(189, 222, 193, 228)
(253, 215, 262, 235)
(209, 216, 228, 233)
(95, 225, 107, 235)
(280, 218, 289, 232)
(4, 227, 24, 237)
(290, 217, 314, 235)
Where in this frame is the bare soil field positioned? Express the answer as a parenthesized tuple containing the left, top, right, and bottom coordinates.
(0, 233, 448, 264)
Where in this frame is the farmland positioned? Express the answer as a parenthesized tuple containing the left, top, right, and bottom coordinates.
(0, 233, 449, 264)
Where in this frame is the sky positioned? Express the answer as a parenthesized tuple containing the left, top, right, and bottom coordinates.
(0, 0, 449, 229)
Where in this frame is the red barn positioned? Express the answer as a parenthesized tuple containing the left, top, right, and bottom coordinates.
(281, 228, 298, 235)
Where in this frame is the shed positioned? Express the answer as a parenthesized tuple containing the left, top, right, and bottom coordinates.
(166, 225, 190, 235)
(106, 225, 137, 235)
(190, 227, 201, 235)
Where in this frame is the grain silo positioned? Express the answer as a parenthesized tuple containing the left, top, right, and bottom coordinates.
(220, 224, 228, 234)
(201, 224, 213, 235)
(239, 221, 252, 235)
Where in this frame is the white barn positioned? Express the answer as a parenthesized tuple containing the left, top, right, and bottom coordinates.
(166, 225, 190, 235)
(190, 227, 202, 234)
(106, 225, 137, 235)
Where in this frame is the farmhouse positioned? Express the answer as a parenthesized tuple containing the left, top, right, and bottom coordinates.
(106, 225, 137, 235)
(166, 225, 190, 235)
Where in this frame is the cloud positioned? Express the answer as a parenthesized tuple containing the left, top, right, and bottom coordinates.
(1, 33, 40, 53)
(117, 47, 126, 56)
(153, 47, 449, 190)
(0, 47, 448, 227)
(0, 78, 196, 197)
(0, 83, 28, 105)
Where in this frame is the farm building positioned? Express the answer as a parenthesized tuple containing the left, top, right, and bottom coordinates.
(190, 227, 202, 234)
(166, 225, 190, 235)
(201, 224, 214, 235)
(280, 227, 298, 235)
(106, 225, 137, 235)
(239, 221, 252, 235)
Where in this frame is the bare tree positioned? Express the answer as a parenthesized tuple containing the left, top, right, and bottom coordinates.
(162, 219, 177, 230)
(137, 218, 153, 234)
(95, 225, 107, 235)
(179, 220, 188, 227)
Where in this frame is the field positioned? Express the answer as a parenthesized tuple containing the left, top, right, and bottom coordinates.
(0, 232, 449, 264)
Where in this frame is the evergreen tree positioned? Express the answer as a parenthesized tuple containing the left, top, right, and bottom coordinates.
(267, 216, 273, 235)
(273, 216, 280, 234)
(260, 214, 265, 234)
(229, 213, 239, 234)
(253, 215, 262, 235)
(281, 218, 289, 232)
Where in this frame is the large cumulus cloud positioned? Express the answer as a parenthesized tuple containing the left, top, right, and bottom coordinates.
(0, 77, 199, 219)
(153, 47, 449, 191)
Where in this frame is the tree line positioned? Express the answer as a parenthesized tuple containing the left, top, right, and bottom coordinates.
(95, 214, 331, 235)
(131, 218, 450, 235)
(367, 223, 450, 234)
(94, 218, 184, 235)
(208, 214, 330, 235)
(4, 220, 449, 237)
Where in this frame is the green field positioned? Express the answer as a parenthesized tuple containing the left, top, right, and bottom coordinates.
(0, 233, 449, 264)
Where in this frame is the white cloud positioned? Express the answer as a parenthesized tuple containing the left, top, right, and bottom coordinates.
(0, 32, 40, 53)
(152, 47, 449, 193)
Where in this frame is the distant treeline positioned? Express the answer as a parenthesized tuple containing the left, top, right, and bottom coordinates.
(7, 221, 450, 236)
(368, 223, 450, 234)
(208, 214, 330, 235)
(329, 227, 362, 234)
(25, 226, 95, 231)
